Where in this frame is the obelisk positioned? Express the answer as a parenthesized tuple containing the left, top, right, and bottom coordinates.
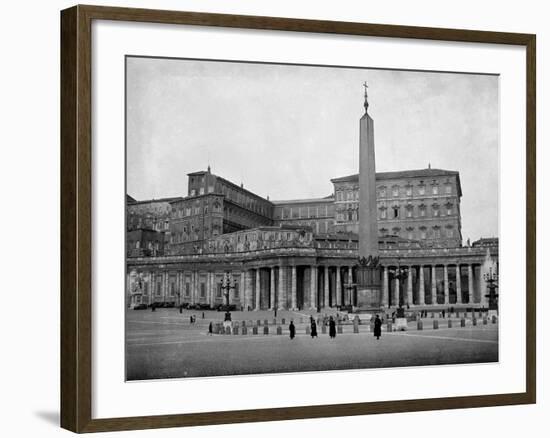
(356, 82, 382, 309)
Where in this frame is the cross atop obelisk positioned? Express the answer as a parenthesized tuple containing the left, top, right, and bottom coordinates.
(363, 81, 369, 112)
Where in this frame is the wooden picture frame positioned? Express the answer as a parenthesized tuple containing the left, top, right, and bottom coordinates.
(60, 4, 536, 433)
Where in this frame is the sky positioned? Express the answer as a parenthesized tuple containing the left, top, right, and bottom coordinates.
(126, 56, 499, 242)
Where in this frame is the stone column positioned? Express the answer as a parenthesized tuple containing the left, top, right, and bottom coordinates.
(418, 266, 425, 305)
(336, 267, 341, 307)
(278, 266, 285, 310)
(443, 265, 449, 305)
(347, 266, 353, 306)
(456, 265, 462, 304)
(255, 269, 261, 310)
(393, 273, 399, 307)
(310, 266, 318, 310)
(382, 266, 389, 307)
(478, 265, 486, 306)
(270, 267, 276, 310)
(468, 264, 474, 304)
(291, 266, 297, 310)
(240, 271, 246, 309)
(324, 266, 330, 308)
(431, 265, 437, 305)
(407, 266, 413, 306)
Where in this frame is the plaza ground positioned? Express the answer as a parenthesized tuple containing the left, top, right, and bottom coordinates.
(126, 308, 498, 380)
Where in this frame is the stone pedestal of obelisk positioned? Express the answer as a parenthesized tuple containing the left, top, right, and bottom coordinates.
(356, 83, 382, 310)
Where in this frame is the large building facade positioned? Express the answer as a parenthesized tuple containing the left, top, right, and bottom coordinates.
(126, 93, 496, 311)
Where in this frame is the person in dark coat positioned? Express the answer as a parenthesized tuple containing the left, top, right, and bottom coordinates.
(374, 314, 382, 340)
(310, 319, 318, 338)
(289, 320, 296, 340)
(329, 316, 336, 339)
(208, 321, 213, 336)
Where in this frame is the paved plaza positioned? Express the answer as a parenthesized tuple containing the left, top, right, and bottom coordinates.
(126, 308, 498, 380)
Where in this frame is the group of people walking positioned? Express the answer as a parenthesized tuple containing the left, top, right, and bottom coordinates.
(287, 314, 383, 340)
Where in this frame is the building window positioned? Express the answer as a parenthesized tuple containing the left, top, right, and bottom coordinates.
(379, 187, 386, 197)
(393, 207, 399, 218)
(432, 205, 440, 217)
(434, 228, 441, 238)
(191, 189, 196, 196)
(380, 208, 387, 219)
(392, 186, 399, 197)
(446, 228, 454, 238)
(405, 185, 412, 196)
(420, 228, 427, 239)
(407, 229, 414, 240)
(446, 205, 453, 215)
(200, 283, 206, 298)
(432, 185, 439, 195)
(418, 184, 425, 195)
(445, 185, 452, 194)
(199, 187, 205, 195)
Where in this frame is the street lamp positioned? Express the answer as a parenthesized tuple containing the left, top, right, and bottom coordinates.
(344, 279, 356, 311)
(483, 266, 499, 313)
(388, 264, 408, 318)
(219, 272, 236, 322)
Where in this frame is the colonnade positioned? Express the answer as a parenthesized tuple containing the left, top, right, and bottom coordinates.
(128, 262, 487, 310)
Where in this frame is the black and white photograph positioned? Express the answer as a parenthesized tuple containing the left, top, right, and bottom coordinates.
(125, 56, 500, 381)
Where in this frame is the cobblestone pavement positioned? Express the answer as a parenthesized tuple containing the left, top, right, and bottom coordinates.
(126, 308, 498, 380)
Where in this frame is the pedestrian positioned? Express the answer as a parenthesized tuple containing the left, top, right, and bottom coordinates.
(310, 319, 318, 338)
(202, 311, 205, 319)
(274, 308, 277, 318)
(374, 314, 382, 340)
(208, 321, 213, 335)
(442, 309, 446, 318)
(151, 303, 156, 312)
(179, 304, 183, 314)
(289, 320, 295, 340)
(329, 316, 336, 339)
(190, 315, 193, 324)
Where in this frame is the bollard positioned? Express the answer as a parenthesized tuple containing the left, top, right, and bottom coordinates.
(386, 322, 392, 333)
(448, 319, 452, 328)
(492, 315, 497, 324)
(225, 326, 231, 335)
(263, 325, 269, 335)
(252, 326, 258, 335)
(337, 325, 343, 334)
(306, 326, 311, 335)
(483, 317, 488, 325)
(233, 326, 239, 335)
(242, 326, 248, 335)
(433, 320, 439, 330)
(461, 318, 466, 327)
(473, 317, 477, 326)
(417, 320, 423, 330)
(276, 326, 282, 335)
(282, 318, 286, 325)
